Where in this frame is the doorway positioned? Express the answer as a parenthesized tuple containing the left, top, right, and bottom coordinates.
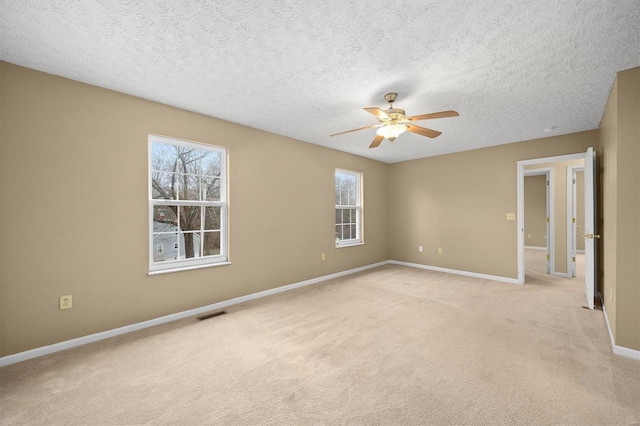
(524, 169, 552, 274)
(516, 149, 597, 309)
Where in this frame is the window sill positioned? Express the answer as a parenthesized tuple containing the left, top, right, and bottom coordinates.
(148, 261, 231, 276)
(336, 242, 365, 249)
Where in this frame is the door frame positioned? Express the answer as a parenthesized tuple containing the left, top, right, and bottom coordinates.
(517, 152, 586, 284)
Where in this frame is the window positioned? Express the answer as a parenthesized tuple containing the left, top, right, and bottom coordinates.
(335, 169, 362, 247)
(149, 135, 228, 274)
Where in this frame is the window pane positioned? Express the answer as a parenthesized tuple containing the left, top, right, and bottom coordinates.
(341, 178, 348, 191)
(350, 224, 357, 239)
(204, 206, 221, 230)
(200, 152, 221, 177)
(204, 177, 221, 202)
(335, 209, 342, 225)
(179, 206, 201, 232)
(153, 232, 179, 262)
(174, 147, 196, 174)
(174, 174, 199, 201)
(153, 205, 178, 226)
(342, 225, 350, 240)
(151, 172, 177, 200)
(151, 144, 178, 173)
(344, 209, 351, 224)
(348, 186, 357, 205)
(340, 190, 348, 206)
(179, 232, 201, 259)
(203, 231, 221, 256)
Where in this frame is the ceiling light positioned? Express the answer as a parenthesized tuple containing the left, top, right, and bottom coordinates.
(377, 124, 407, 141)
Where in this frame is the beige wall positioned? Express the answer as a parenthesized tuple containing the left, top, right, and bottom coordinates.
(524, 175, 547, 248)
(2, 60, 637, 358)
(525, 159, 584, 274)
(0, 62, 3, 357)
(388, 131, 596, 279)
(598, 66, 640, 351)
(615, 68, 640, 352)
(0, 62, 389, 356)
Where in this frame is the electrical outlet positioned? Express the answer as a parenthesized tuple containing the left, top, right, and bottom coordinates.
(506, 213, 516, 221)
(527, 234, 531, 239)
(438, 248, 443, 255)
(60, 295, 72, 310)
(321, 253, 326, 261)
(418, 246, 423, 252)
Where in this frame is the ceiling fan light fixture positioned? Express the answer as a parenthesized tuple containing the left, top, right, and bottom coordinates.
(377, 124, 407, 141)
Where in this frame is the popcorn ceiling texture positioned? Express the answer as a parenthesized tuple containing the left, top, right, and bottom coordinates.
(1, 0, 639, 163)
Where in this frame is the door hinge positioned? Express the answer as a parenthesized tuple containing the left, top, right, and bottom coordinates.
(546, 217, 550, 223)
(546, 254, 550, 260)
(572, 256, 576, 262)
(572, 217, 576, 223)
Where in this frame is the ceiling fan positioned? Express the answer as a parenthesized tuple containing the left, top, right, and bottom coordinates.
(330, 93, 459, 148)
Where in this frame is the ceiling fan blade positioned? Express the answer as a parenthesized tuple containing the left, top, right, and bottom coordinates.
(364, 107, 390, 120)
(407, 110, 459, 121)
(330, 123, 380, 137)
(369, 135, 384, 148)
(407, 124, 442, 138)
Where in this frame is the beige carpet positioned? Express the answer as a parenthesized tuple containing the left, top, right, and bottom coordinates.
(1, 251, 639, 425)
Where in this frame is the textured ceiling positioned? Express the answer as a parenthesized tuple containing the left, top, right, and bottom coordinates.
(1, 1, 639, 163)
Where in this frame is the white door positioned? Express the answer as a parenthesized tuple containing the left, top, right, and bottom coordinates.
(584, 147, 598, 309)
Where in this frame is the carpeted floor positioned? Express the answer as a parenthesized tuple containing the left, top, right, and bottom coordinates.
(1, 250, 638, 425)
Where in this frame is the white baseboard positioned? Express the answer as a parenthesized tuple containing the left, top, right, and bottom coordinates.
(388, 260, 520, 285)
(524, 246, 547, 251)
(602, 304, 640, 361)
(0, 261, 389, 367)
(6, 260, 635, 367)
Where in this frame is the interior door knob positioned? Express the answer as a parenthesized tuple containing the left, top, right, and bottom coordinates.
(582, 233, 601, 239)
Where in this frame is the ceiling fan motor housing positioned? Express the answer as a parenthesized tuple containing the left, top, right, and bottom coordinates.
(383, 108, 407, 123)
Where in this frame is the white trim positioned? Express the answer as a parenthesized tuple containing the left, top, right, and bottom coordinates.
(12, 259, 637, 368)
(389, 260, 519, 285)
(551, 272, 569, 278)
(336, 242, 365, 249)
(0, 261, 389, 367)
(602, 305, 640, 361)
(525, 246, 547, 251)
(147, 261, 232, 276)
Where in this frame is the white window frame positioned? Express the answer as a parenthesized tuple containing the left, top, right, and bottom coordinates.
(335, 169, 363, 247)
(148, 135, 229, 275)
